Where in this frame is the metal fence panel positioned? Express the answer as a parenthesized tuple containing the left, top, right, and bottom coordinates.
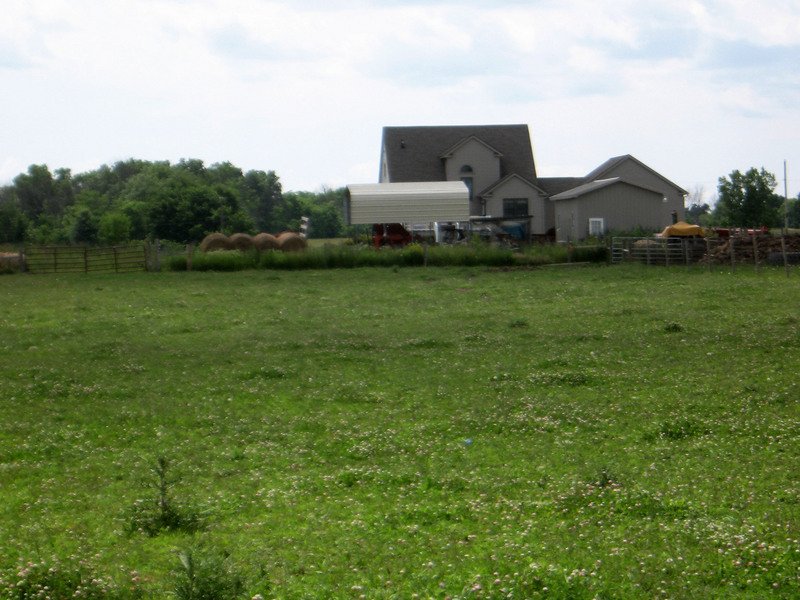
(25, 245, 147, 274)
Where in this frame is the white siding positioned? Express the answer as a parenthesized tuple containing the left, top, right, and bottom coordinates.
(346, 182, 470, 225)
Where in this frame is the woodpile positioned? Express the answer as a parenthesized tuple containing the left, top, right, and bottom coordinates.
(703, 234, 800, 264)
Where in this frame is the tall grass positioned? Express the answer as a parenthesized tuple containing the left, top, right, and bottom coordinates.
(164, 242, 608, 272)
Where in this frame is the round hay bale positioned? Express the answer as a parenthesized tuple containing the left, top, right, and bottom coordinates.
(200, 233, 232, 252)
(253, 232, 280, 250)
(228, 233, 255, 251)
(278, 232, 307, 252)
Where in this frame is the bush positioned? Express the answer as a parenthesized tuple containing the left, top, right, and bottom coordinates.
(125, 457, 203, 537)
(0, 558, 143, 600)
(171, 548, 245, 600)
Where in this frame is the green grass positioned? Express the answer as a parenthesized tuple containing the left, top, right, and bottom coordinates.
(1, 265, 800, 599)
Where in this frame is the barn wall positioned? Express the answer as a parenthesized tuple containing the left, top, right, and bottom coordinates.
(553, 182, 664, 241)
(600, 160, 686, 223)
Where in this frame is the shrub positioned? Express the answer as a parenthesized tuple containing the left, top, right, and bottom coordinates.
(171, 548, 245, 600)
(125, 456, 203, 537)
(0, 558, 143, 600)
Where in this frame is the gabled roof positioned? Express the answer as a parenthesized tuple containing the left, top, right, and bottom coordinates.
(550, 177, 663, 201)
(439, 135, 503, 160)
(537, 177, 586, 196)
(381, 125, 537, 183)
(479, 173, 546, 199)
(550, 178, 621, 200)
(585, 154, 688, 195)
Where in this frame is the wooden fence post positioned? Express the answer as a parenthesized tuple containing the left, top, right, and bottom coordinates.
(683, 239, 690, 270)
(705, 237, 712, 274)
(186, 244, 193, 271)
(730, 237, 736, 274)
(752, 233, 759, 274)
(782, 235, 790, 278)
(153, 239, 161, 272)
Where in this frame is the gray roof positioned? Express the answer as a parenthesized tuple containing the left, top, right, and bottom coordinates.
(550, 177, 665, 201)
(550, 178, 621, 200)
(382, 124, 537, 183)
(585, 154, 688, 195)
(480, 173, 545, 198)
(537, 177, 586, 196)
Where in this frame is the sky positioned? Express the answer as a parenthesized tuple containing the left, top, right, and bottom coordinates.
(2, 0, 799, 204)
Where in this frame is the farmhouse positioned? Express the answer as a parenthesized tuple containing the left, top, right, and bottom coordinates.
(372, 124, 686, 242)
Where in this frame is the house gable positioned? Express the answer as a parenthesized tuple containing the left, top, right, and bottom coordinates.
(440, 136, 505, 214)
(380, 125, 537, 184)
(480, 173, 551, 235)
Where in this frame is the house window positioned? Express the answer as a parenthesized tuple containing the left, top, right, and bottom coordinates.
(460, 165, 473, 201)
(503, 198, 528, 218)
(588, 218, 605, 237)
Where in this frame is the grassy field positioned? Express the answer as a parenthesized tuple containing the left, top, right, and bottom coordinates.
(1, 265, 799, 599)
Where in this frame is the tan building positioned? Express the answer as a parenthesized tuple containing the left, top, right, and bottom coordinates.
(378, 124, 686, 241)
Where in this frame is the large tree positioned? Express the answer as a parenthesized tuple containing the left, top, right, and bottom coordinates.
(241, 170, 282, 233)
(715, 167, 782, 227)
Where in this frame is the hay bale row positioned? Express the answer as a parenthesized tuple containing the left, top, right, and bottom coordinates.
(276, 232, 306, 252)
(200, 233, 231, 252)
(200, 233, 306, 253)
(253, 233, 279, 250)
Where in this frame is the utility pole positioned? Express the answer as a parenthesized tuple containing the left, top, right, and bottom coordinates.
(785, 160, 789, 232)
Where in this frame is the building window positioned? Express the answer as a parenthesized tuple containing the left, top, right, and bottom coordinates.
(503, 198, 528, 218)
(460, 165, 473, 201)
(588, 218, 605, 237)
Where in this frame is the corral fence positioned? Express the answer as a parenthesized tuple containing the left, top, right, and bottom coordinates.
(23, 244, 148, 274)
(612, 235, 800, 275)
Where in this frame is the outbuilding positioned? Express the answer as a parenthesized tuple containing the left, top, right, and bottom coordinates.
(345, 181, 470, 225)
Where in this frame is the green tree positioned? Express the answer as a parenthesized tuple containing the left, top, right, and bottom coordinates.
(241, 170, 282, 232)
(14, 164, 55, 221)
(787, 195, 800, 229)
(98, 212, 132, 245)
(70, 207, 99, 244)
(0, 194, 28, 243)
(685, 202, 710, 225)
(715, 167, 782, 227)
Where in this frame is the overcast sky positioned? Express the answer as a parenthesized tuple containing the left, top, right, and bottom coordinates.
(2, 0, 799, 202)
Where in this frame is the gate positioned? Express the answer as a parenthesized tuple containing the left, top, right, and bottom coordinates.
(24, 245, 148, 274)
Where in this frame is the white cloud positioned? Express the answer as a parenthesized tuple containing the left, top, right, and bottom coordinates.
(1, 0, 798, 197)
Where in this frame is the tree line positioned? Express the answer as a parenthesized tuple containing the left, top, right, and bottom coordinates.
(0, 159, 352, 245)
(685, 167, 800, 229)
(2, 160, 797, 246)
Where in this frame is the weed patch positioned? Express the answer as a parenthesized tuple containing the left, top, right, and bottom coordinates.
(125, 457, 203, 537)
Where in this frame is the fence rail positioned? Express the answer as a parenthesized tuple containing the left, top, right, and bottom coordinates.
(612, 235, 799, 274)
(24, 245, 148, 274)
